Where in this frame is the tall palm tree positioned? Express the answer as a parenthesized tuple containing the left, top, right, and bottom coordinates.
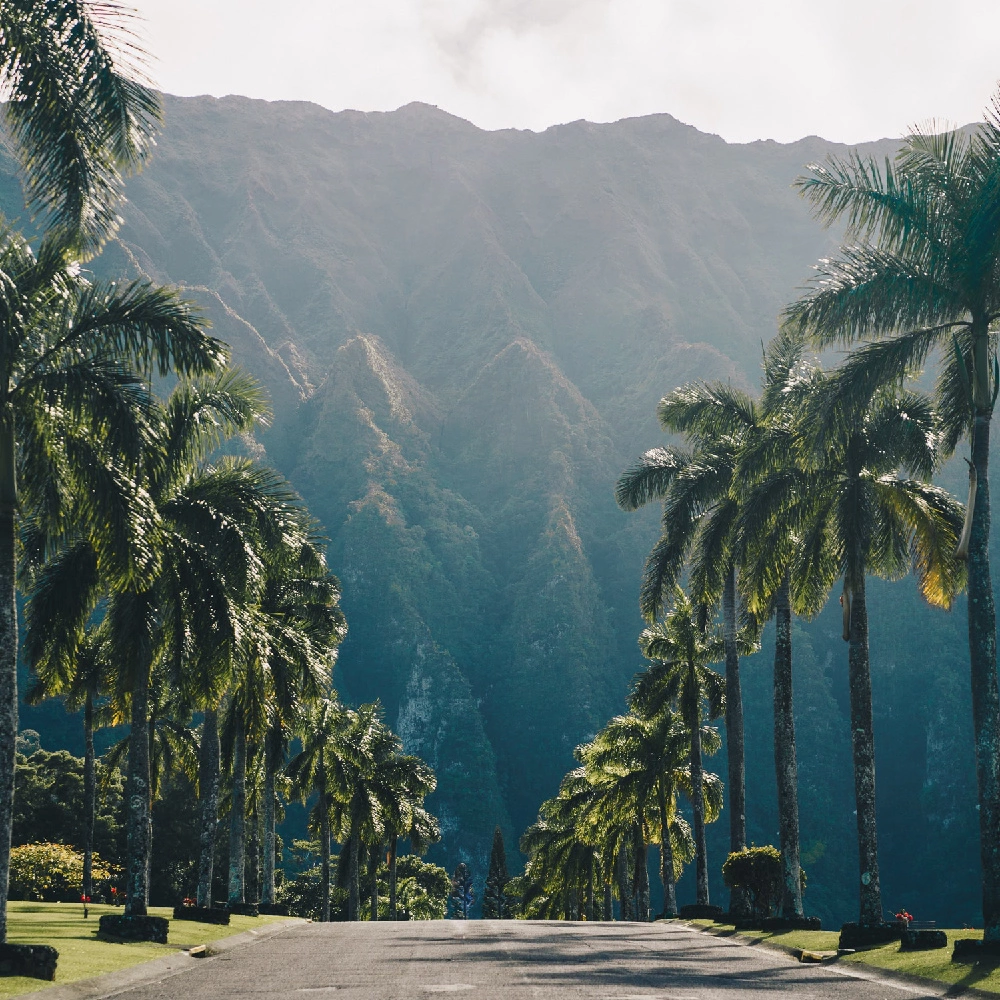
(746, 342, 964, 927)
(784, 110, 1000, 936)
(616, 383, 759, 908)
(0, 6, 162, 935)
(286, 698, 346, 923)
(631, 590, 725, 908)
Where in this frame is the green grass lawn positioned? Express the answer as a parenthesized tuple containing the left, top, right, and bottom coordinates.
(690, 920, 1000, 995)
(0, 902, 297, 998)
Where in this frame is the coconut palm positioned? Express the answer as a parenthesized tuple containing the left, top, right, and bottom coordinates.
(616, 383, 759, 901)
(286, 698, 347, 923)
(631, 590, 725, 908)
(581, 709, 720, 919)
(784, 110, 1000, 935)
(23, 629, 108, 903)
(745, 340, 964, 927)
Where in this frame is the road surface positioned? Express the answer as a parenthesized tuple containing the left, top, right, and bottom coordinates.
(116, 920, 951, 999)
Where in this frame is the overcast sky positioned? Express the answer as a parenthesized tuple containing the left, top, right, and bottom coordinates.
(128, 0, 999, 144)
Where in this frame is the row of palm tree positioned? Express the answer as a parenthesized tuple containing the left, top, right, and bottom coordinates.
(614, 107, 1000, 926)
(0, 1, 439, 931)
(518, 591, 725, 921)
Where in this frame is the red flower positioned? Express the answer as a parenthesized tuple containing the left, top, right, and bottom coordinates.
(80, 895, 91, 903)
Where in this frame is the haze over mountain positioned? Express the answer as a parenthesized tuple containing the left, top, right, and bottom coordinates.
(9, 94, 982, 924)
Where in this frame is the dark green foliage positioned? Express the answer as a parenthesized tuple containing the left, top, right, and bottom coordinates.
(12, 750, 123, 865)
(722, 846, 782, 922)
(378, 856, 450, 920)
(482, 826, 511, 919)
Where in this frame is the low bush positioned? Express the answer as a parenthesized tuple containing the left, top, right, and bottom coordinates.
(10, 842, 118, 903)
(722, 846, 782, 923)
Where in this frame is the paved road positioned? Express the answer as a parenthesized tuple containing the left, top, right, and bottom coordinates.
(118, 920, 949, 1000)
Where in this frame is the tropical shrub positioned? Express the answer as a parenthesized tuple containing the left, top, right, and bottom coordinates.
(10, 842, 117, 902)
(722, 846, 782, 922)
(378, 856, 450, 920)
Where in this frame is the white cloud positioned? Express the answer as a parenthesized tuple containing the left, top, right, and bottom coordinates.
(130, 0, 1000, 142)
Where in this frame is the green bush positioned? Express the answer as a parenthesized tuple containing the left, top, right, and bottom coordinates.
(10, 842, 117, 902)
(722, 846, 782, 922)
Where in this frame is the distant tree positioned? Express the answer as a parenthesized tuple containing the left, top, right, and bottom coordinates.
(633, 590, 725, 907)
(482, 826, 511, 919)
(449, 862, 474, 919)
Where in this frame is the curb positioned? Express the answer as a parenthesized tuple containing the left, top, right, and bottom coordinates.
(682, 920, 1000, 999)
(17, 918, 303, 1000)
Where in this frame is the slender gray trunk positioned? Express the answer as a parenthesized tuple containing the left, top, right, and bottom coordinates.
(227, 722, 247, 905)
(196, 707, 221, 908)
(82, 692, 95, 904)
(603, 879, 613, 921)
(0, 413, 16, 942)
(369, 842, 380, 920)
(968, 405, 1000, 941)
(348, 824, 360, 920)
(689, 675, 710, 907)
(848, 574, 882, 926)
(616, 842, 631, 921)
(319, 785, 331, 922)
(261, 737, 277, 906)
(657, 782, 677, 917)
(388, 838, 398, 920)
(585, 851, 595, 921)
(125, 627, 152, 916)
(633, 823, 649, 921)
(246, 807, 260, 904)
(773, 576, 803, 917)
(722, 566, 750, 916)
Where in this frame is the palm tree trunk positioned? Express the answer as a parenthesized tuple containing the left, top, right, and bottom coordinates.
(968, 404, 1000, 941)
(388, 837, 398, 920)
(369, 842, 380, 920)
(633, 822, 649, 921)
(261, 736, 277, 906)
(616, 842, 631, 920)
(196, 707, 221, 908)
(603, 879, 613, 921)
(657, 783, 677, 917)
(227, 722, 247, 905)
(690, 699, 710, 907)
(246, 808, 260, 904)
(319, 786, 331, 922)
(848, 574, 882, 926)
(585, 851, 595, 921)
(348, 824, 361, 921)
(723, 566, 749, 917)
(125, 634, 152, 916)
(82, 691, 95, 906)
(0, 413, 15, 943)
(773, 575, 803, 918)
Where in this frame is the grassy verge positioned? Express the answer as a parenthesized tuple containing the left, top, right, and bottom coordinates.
(689, 920, 1000, 995)
(0, 902, 297, 998)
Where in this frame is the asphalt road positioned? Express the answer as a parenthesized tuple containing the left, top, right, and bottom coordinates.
(116, 920, 951, 1000)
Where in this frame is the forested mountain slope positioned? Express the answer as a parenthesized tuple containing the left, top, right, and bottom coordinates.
(8, 95, 983, 924)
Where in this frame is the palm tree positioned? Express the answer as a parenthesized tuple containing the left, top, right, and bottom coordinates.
(0, 0, 160, 253)
(746, 340, 964, 927)
(580, 709, 720, 918)
(631, 590, 725, 908)
(286, 698, 346, 923)
(783, 110, 1000, 936)
(387, 805, 439, 920)
(616, 382, 760, 913)
(23, 630, 107, 903)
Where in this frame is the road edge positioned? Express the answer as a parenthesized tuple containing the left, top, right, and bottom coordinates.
(682, 919, 999, 999)
(15, 918, 304, 1000)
